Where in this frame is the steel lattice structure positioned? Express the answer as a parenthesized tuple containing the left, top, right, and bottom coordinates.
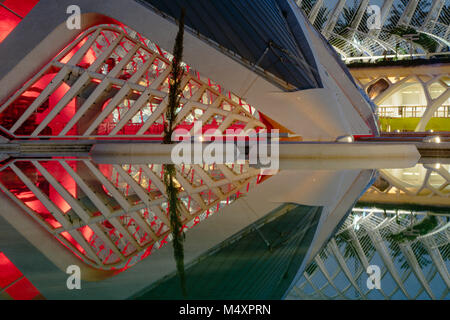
(0, 24, 265, 139)
(297, 0, 450, 62)
(288, 208, 450, 300)
(0, 158, 262, 270)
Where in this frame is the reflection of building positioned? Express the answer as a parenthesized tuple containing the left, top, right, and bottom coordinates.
(0, 160, 376, 298)
(0, 251, 43, 300)
(361, 163, 450, 207)
(0, 159, 261, 274)
(0, 1, 39, 43)
(289, 163, 450, 300)
(288, 209, 449, 300)
(133, 204, 323, 300)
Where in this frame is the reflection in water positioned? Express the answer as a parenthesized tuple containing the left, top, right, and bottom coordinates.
(0, 159, 260, 271)
(369, 164, 450, 200)
(0, 0, 447, 303)
(288, 208, 449, 300)
(134, 204, 324, 300)
(0, 251, 44, 300)
(0, 159, 448, 300)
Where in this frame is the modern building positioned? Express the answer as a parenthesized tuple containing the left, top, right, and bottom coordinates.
(297, 0, 450, 133)
(0, 0, 446, 301)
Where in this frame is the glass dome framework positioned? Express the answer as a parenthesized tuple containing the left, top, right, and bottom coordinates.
(297, 0, 450, 62)
(289, 208, 449, 300)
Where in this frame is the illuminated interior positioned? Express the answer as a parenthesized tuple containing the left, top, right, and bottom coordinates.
(0, 23, 269, 139)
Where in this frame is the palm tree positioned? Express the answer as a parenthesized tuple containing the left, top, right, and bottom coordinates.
(163, 8, 187, 297)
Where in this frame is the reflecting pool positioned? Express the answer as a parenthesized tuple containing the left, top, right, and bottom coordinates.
(0, 156, 447, 300)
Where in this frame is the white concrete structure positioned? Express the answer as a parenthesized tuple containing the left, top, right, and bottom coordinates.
(352, 63, 450, 132)
(0, 0, 428, 300)
(362, 163, 450, 207)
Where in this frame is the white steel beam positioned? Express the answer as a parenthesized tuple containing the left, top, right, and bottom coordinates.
(308, 0, 324, 24)
(399, 243, 435, 300)
(366, 228, 411, 298)
(323, 0, 347, 37)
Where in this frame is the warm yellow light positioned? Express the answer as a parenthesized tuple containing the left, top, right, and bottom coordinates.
(336, 135, 354, 143)
(423, 135, 441, 144)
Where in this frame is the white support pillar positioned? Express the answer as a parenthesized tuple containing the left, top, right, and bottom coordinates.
(370, 0, 394, 38)
(422, 0, 445, 32)
(366, 228, 411, 298)
(308, 0, 324, 25)
(347, 228, 390, 299)
(323, 0, 347, 38)
(313, 255, 347, 299)
(398, 0, 419, 26)
(329, 239, 367, 299)
(415, 88, 450, 132)
(422, 239, 450, 289)
(350, 0, 370, 31)
(398, 243, 435, 300)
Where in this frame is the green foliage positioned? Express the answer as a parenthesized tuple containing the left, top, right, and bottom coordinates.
(388, 215, 439, 244)
(378, 117, 450, 133)
(335, 230, 358, 260)
(389, 26, 439, 54)
(163, 8, 186, 145)
(162, 8, 187, 297)
(305, 261, 318, 276)
(334, 6, 357, 36)
(331, 3, 371, 57)
(163, 163, 187, 297)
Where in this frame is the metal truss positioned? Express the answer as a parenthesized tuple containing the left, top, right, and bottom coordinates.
(0, 158, 262, 270)
(288, 208, 450, 300)
(0, 24, 265, 139)
(298, 0, 450, 62)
